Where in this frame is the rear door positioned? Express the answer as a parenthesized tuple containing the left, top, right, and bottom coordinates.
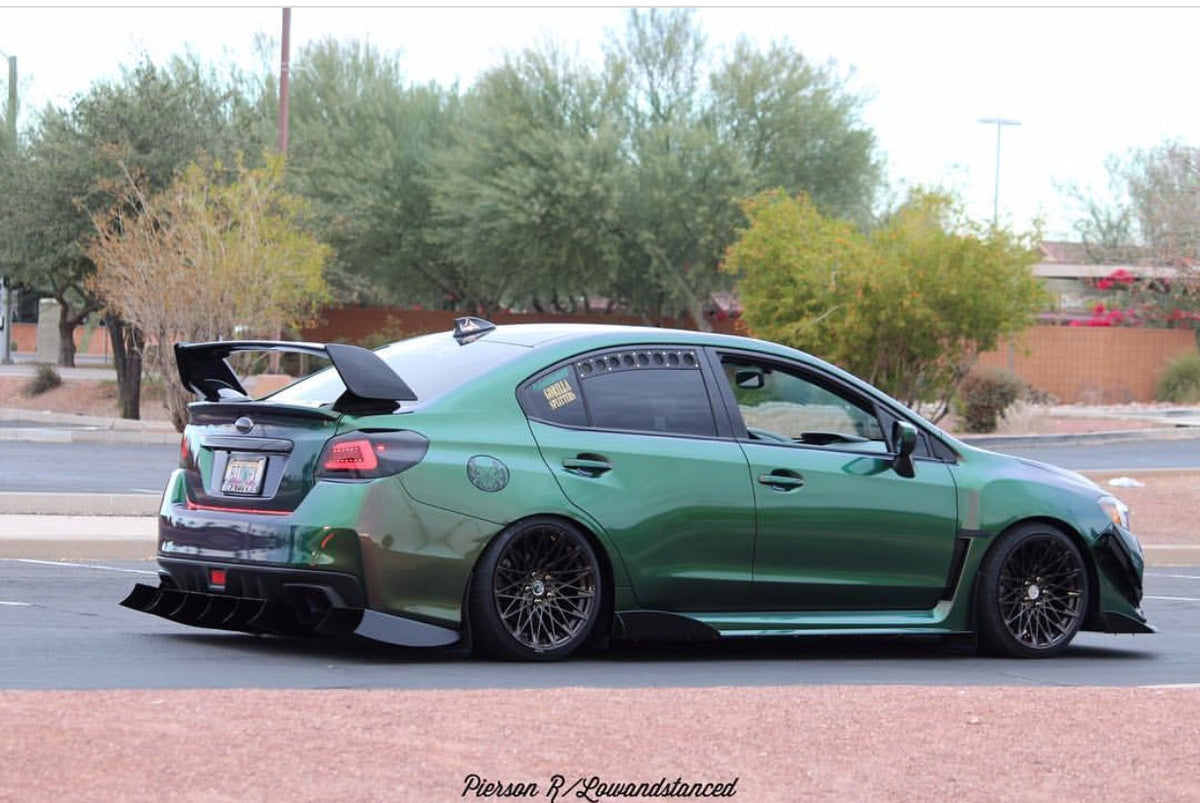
(520, 347, 757, 612)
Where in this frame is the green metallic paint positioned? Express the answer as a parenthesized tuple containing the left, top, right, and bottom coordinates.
(741, 444, 959, 610)
(529, 421, 758, 612)
(149, 324, 1152, 648)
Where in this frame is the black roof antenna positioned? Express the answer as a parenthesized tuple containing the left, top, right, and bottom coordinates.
(453, 316, 497, 345)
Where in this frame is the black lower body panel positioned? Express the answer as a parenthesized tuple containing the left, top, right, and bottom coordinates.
(121, 559, 459, 647)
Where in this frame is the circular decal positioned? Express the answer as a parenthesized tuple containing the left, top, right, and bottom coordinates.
(467, 455, 510, 493)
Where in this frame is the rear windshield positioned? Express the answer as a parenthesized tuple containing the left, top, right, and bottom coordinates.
(269, 332, 527, 406)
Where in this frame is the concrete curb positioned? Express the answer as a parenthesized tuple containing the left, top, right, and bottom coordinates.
(0, 408, 179, 445)
(0, 493, 160, 516)
(960, 426, 1200, 450)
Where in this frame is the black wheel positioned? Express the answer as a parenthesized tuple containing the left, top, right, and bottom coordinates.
(977, 523, 1089, 658)
(469, 517, 603, 661)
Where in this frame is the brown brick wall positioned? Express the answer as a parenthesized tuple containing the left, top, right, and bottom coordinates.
(9, 322, 112, 356)
(299, 306, 745, 343)
(975, 326, 1197, 404)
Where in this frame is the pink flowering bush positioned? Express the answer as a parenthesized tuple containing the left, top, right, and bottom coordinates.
(1071, 268, 1199, 328)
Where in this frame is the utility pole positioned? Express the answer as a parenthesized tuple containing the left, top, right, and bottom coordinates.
(273, 10, 291, 370)
(278, 8, 291, 157)
(0, 50, 16, 364)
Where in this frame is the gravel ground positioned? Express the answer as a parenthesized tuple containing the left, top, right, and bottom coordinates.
(2, 687, 1198, 802)
(1084, 469, 1200, 546)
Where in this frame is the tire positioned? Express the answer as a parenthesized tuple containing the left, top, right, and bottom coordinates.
(469, 517, 604, 661)
(977, 523, 1090, 658)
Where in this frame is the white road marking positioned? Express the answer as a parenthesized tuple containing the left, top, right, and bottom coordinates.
(0, 601, 32, 607)
(1141, 683, 1200, 689)
(1145, 595, 1200, 602)
(0, 558, 156, 575)
(1146, 573, 1200, 581)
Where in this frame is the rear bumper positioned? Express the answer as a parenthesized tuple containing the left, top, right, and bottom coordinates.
(121, 560, 460, 647)
(155, 469, 497, 631)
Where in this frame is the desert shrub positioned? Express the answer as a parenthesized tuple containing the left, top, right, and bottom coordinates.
(1021, 384, 1058, 406)
(24, 364, 63, 397)
(957, 369, 1025, 433)
(1156, 350, 1200, 403)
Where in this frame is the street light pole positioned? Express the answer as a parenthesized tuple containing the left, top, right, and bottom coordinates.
(0, 49, 16, 364)
(979, 117, 1022, 372)
(978, 117, 1021, 227)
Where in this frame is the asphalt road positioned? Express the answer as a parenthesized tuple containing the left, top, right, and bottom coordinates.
(0, 437, 1197, 496)
(0, 441, 178, 494)
(0, 558, 1195, 690)
(987, 437, 1200, 471)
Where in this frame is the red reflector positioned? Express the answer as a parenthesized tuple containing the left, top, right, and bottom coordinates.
(210, 569, 227, 586)
(322, 438, 379, 472)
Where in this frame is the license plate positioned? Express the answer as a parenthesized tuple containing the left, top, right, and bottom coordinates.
(221, 455, 267, 496)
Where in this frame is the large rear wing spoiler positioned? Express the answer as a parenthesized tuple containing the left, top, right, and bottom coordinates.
(175, 340, 417, 410)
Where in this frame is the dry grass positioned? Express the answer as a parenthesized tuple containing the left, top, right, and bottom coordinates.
(0, 376, 171, 421)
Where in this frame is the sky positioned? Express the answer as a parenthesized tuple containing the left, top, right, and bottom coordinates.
(2, 3, 1199, 241)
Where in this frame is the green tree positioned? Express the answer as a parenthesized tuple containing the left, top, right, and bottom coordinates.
(87, 155, 330, 429)
(709, 39, 881, 224)
(0, 54, 268, 371)
(601, 8, 880, 329)
(724, 189, 1046, 421)
(281, 38, 461, 307)
(431, 46, 627, 316)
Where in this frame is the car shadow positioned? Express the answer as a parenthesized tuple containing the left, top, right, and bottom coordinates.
(155, 630, 1156, 664)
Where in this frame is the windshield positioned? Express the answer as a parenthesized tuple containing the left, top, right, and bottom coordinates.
(269, 331, 528, 407)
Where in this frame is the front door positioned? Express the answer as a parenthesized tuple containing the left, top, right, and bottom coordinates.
(715, 353, 960, 611)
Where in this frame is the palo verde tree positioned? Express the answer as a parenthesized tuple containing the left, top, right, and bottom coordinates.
(87, 155, 330, 429)
(279, 38, 462, 307)
(430, 45, 629, 316)
(724, 188, 1046, 421)
(603, 8, 880, 329)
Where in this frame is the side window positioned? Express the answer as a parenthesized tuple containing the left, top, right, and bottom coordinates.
(583, 367, 716, 437)
(519, 349, 718, 438)
(721, 357, 886, 450)
(518, 366, 588, 427)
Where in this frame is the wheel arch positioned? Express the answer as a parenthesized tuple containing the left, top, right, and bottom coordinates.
(462, 512, 619, 645)
(977, 515, 1101, 626)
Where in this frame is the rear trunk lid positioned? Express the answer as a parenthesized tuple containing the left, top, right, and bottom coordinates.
(180, 401, 341, 514)
(172, 339, 418, 514)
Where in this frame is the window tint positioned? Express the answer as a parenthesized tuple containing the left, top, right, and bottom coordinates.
(584, 367, 716, 437)
(519, 366, 589, 427)
(520, 349, 719, 438)
(721, 357, 886, 449)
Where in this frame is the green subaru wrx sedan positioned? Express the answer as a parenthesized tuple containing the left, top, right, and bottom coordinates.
(121, 318, 1153, 660)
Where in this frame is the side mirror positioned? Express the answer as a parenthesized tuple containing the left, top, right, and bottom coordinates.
(891, 420, 917, 478)
(735, 369, 765, 390)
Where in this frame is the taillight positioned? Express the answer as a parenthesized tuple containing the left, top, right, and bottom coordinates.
(179, 435, 190, 468)
(317, 430, 429, 480)
(323, 439, 379, 472)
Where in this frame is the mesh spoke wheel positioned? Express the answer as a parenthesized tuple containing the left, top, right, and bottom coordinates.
(979, 524, 1089, 658)
(471, 518, 602, 660)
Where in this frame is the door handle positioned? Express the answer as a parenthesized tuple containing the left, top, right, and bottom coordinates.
(757, 470, 805, 491)
(562, 455, 612, 477)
